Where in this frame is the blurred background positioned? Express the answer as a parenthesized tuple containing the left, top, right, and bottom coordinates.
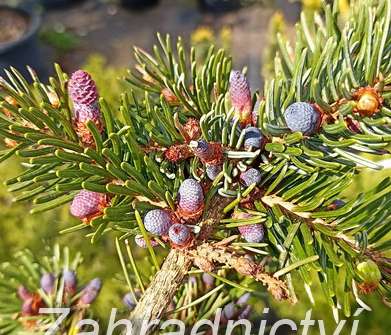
(0, 0, 390, 334)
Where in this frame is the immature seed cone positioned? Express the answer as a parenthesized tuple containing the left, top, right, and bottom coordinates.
(68, 70, 103, 146)
(190, 140, 223, 165)
(18, 286, 33, 301)
(229, 70, 252, 127)
(168, 223, 192, 246)
(284, 102, 321, 135)
(202, 273, 215, 289)
(40, 273, 56, 294)
(244, 127, 265, 149)
(143, 209, 173, 236)
(79, 278, 102, 305)
(63, 270, 77, 294)
(123, 293, 136, 310)
(233, 211, 265, 243)
(240, 168, 262, 187)
(206, 164, 222, 181)
(70, 190, 107, 222)
(21, 294, 44, 316)
(178, 179, 204, 219)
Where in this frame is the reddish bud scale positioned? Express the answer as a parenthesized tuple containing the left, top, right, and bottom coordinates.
(190, 140, 223, 165)
(164, 144, 193, 163)
(182, 118, 201, 142)
(353, 86, 383, 117)
(162, 88, 179, 106)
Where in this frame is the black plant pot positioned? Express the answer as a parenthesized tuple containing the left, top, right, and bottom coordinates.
(120, 0, 159, 10)
(40, 0, 83, 9)
(0, 5, 45, 78)
(198, 0, 241, 13)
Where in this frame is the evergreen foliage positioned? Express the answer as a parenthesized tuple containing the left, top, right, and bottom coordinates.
(0, 0, 390, 330)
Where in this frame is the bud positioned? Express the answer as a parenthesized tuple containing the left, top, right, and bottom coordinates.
(168, 224, 192, 246)
(17, 285, 33, 301)
(162, 88, 179, 106)
(70, 190, 107, 222)
(206, 164, 222, 181)
(47, 91, 60, 109)
(123, 293, 136, 310)
(182, 118, 201, 142)
(202, 273, 215, 289)
(354, 87, 382, 117)
(357, 260, 382, 294)
(134, 234, 158, 248)
(79, 278, 102, 305)
(63, 270, 77, 294)
(177, 179, 204, 221)
(144, 209, 174, 236)
(240, 168, 261, 187)
(40, 273, 56, 294)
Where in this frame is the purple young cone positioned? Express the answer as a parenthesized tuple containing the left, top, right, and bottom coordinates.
(229, 71, 252, 120)
(328, 199, 346, 210)
(191, 140, 212, 161)
(178, 179, 204, 213)
(70, 190, 103, 219)
(244, 127, 264, 149)
(202, 273, 215, 289)
(206, 164, 222, 181)
(239, 224, 265, 243)
(240, 168, 261, 187)
(134, 235, 158, 248)
(68, 70, 99, 106)
(223, 302, 238, 320)
(144, 209, 173, 236)
(79, 278, 101, 305)
(284, 102, 320, 135)
(63, 270, 77, 293)
(40, 273, 56, 294)
(123, 293, 136, 310)
(21, 299, 34, 316)
(168, 224, 191, 246)
(238, 305, 252, 319)
(17, 286, 32, 301)
(237, 293, 251, 306)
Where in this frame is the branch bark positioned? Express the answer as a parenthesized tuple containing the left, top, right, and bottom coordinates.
(128, 196, 230, 334)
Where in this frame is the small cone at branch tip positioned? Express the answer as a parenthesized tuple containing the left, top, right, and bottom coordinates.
(123, 293, 136, 310)
(40, 273, 56, 294)
(222, 302, 238, 320)
(178, 178, 204, 214)
(21, 294, 44, 316)
(168, 224, 192, 246)
(17, 286, 33, 301)
(240, 168, 262, 187)
(70, 190, 107, 221)
(236, 293, 251, 306)
(79, 278, 102, 305)
(238, 305, 252, 319)
(144, 209, 174, 236)
(233, 211, 265, 243)
(63, 270, 77, 293)
(134, 234, 159, 248)
(244, 126, 265, 149)
(353, 87, 382, 116)
(68, 70, 99, 106)
(346, 117, 361, 133)
(284, 102, 321, 135)
(229, 70, 252, 127)
(206, 164, 222, 180)
(202, 273, 215, 289)
(356, 260, 382, 294)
